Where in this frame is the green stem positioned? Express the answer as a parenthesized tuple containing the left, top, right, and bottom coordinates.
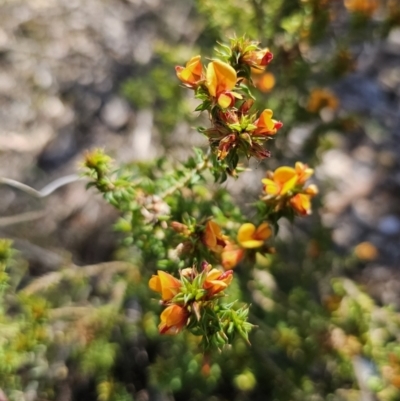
(160, 154, 211, 199)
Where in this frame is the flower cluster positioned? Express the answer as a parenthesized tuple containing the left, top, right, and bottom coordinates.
(261, 162, 318, 216)
(176, 38, 282, 171)
(149, 263, 253, 348)
(83, 38, 318, 349)
(149, 264, 233, 335)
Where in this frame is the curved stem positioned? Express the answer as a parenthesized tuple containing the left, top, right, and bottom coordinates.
(0, 174, 84, 198)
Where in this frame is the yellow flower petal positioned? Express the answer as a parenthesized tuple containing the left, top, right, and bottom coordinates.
(259, 109, 275, 130)
(187, 55, 202, 76)
(238, 222, 270, 249)
(240, 239, 264, 249)
(254, 109, 277, 135)
(206, 63, 218, 97)
(281, 175, 299, 195)
(203, 220, 228, 253)
(206, 60, 237, 97)
(262, 178, 280, 195)
(149, 275, 161, 293)
(290, 193, 311, 215)
(221, 242, 244, 270)
(295, 162, 314, 183)
(237, 223, 256, 245)
(218, 92, 234, 108)
(158, 270, 181, 301)
(159, 305, 188, 335)
(273, 167, 297, 184)
(221, 247, 244, 269)
(161, 305, 185, 326)
(175, 55, 202, 86)
(203, 268, 233, 296)
(205, 268, 223, 282)
(274, 167, 298, 195)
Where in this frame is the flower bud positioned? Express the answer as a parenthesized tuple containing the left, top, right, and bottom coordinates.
(217, 91, 236, 109)
(170, 221, 190, 236)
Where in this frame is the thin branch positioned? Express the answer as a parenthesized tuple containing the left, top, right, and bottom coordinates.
(0, 210, 46, 227)
(0, 174, 84, 198)
(49, 306, 95, 320)
(0, 174, 87, 226)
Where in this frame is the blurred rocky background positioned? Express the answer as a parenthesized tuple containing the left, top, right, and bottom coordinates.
(0, 0, 204, 269)
(1, 0, 400, 352)
(2, 1, 400, 400)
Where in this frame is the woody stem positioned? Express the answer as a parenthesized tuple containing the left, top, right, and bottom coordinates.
(160, 151, 211, 198)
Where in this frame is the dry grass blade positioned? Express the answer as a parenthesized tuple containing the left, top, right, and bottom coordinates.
(21, 261, 135, 295)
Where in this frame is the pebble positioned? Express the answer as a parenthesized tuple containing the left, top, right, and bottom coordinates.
(42, 96, 65, 119)
(387, 27, 400, 48)
(377, 215, 400, 236)
(332, 221, 362, 246)
(317, 149, 353, 180)
(101, 96, 131, 130)
(352, 199, 376, 227)
(130, 109, 154, 160)
(33, 68, 53, 89)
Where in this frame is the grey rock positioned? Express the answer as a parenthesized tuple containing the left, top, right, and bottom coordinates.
(378, 215, 400, 236)
(101, 96, 131, 130)
(333, 73, 387, 115)
(352, 199, 376, 227)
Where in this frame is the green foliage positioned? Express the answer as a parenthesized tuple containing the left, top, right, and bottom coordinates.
(80, 340, 118, 376)
(2, 1, 400, 401)
(120, 60, 194, 137)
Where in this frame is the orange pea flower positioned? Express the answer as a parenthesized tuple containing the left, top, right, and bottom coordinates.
(175, 55, 203, 87)
(206, 60, 239, 108)
(354, 241, 378, 261)
(243, 48, 273, 68)
(237, 222, 271, 249)
(255, 72, 275, 93)
(221, 242, 245, 270)
(149, 270, 182, 301)
(262, 167, 298, 196)
(289, 193, 312, 215)
(262, 163, 317, 215)
(344, 0, 378, 16)
(203, 267, 233, 297)
(203, 221, 228, 253)
(159, 304, 189, 335)
(253, 109, 283, 136)
(307, 88, 339, 113)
